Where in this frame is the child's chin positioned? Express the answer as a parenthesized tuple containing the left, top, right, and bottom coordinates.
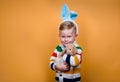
(63, 44, 68, 47)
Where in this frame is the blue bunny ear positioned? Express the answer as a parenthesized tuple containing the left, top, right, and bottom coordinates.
(61, 4, 69, 20)
(70, 11, 78, 20)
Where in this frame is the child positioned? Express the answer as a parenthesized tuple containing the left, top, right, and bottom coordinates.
(49, 4, 82, 82)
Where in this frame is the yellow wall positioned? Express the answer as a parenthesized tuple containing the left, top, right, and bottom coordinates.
(0, 0, 120, 82)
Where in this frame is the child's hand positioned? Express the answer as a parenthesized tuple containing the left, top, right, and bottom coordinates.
(55, 62, 69, 72)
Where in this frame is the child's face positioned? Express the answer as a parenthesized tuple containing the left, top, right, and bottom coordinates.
(59, 28, 77, 47)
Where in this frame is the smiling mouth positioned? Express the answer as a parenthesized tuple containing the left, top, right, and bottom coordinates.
(64, 43, 69, 44)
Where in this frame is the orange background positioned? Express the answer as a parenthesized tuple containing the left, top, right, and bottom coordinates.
(0, 0, 120, 82)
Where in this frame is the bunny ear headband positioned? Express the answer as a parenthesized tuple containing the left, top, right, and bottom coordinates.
(61, 4, 78, 34)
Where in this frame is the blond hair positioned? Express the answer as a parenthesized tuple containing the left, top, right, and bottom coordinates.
(59, 21, 77, 34)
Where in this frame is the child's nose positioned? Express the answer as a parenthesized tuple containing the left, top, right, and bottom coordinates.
(65, 37, 68, 42)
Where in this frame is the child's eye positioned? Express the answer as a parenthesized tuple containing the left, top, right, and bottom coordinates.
(68, 36, 72, 38)
(61, 36, 65, 38)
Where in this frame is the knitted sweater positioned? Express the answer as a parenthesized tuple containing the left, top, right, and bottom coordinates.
(49, 42, 82, 81)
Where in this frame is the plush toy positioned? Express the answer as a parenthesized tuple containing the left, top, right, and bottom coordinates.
(55, 48, 66, 66)
(66, 43, 77, 56)
(55, 43, 77, 68)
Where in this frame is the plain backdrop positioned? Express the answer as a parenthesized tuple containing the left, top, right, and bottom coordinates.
(0, 0, 120, 82)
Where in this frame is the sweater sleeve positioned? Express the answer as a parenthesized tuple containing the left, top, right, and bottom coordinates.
(63, 46, 82, 66)
(49, 45, 63, 71)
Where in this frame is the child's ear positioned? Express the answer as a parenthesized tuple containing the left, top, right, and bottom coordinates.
(75, 34, 78, 38)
